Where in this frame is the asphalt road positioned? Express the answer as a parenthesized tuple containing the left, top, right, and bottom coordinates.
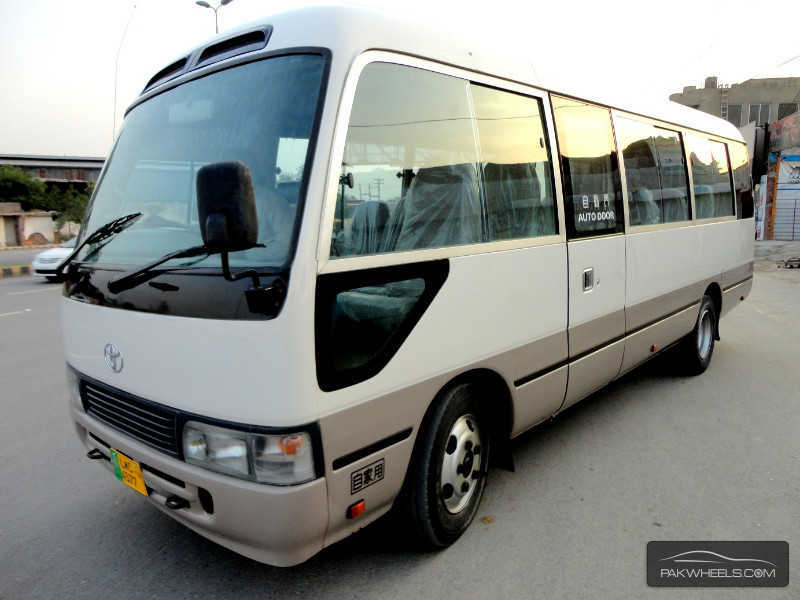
(0, 248, 48, 266)
(0, 259, 798, 599)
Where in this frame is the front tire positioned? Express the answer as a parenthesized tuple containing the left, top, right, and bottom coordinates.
(678, 294, 717, 375)
(401, 383, 490, 548)
(45, 276, 62, 283)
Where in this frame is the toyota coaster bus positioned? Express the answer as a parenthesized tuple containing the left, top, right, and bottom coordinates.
(61, 6, 754, 566)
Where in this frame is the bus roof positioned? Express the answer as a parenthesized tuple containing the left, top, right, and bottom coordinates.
(140, 5, 744, 143)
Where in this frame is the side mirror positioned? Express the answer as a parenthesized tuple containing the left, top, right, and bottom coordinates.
(197, 161, 258, 250)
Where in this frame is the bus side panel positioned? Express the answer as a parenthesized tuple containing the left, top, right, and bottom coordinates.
(719, 218, 755, 311)
(317, 242, 568, 545)
(620, 304, 698, 375)
(626, 225, 707, 331)
(624, 224, 715, 372)
(624, 218, 753, 371)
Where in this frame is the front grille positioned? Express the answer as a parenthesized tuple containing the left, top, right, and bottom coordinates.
(81, 379, 180, 457)
(39, 257, 61, 264)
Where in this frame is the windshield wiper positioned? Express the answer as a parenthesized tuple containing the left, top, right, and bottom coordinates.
(106, 239, 267, 294)
(55, 212, 143, 278)
(106, 245, 214, 294)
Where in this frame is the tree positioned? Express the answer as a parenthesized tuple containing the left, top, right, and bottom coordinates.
(54, 183, 93, 227)
(0, 165, 47, 210)
(0, 165, 92, 225)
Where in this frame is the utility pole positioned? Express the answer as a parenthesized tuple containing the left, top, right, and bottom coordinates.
(112, 2, 136, 146)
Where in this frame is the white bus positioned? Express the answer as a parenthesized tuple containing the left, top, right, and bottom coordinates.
(60, 6, 754, 566)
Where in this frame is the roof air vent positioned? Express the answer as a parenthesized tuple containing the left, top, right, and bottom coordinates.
(143, 57, 188, 92)
(196, 28, 270, 69)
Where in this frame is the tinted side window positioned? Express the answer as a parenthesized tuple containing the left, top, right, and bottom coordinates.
(729, 142, 754, 219)
(315, 261, 449, 391)
(552, 96, 623, 238)
(470, 84, 557, 240)
(617, 118, 690, 225)
(332, 63, 481, 258)
(687, 135, 734, 219)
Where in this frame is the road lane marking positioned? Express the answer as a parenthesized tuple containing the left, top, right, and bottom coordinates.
(6, 287, 61, 296)
(0, 309, 32, 318)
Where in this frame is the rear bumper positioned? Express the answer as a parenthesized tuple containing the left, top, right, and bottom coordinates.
(72, 406, 329, 566)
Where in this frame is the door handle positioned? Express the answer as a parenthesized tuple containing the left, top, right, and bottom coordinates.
(583, 268, 594, 291)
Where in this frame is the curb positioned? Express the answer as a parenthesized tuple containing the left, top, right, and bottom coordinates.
(0, 265, 32, 279)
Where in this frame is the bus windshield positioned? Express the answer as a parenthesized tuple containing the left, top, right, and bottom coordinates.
(79, 54, 325, 269)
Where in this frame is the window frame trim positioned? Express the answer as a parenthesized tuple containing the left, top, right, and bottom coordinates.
(684, 132, 736, 221)
(728, 140, 753, 220)
(613, 109, 741, 229)
(551, 94, 626, 240)
(611, 111, 694, 231)
(316, 50, 566, 276)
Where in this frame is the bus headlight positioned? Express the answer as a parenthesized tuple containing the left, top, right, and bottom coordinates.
(182, 421, 315, 485)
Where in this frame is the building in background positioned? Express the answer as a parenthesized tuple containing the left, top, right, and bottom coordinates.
(0, 155, 104, 246)
(0, 155, 104, 191)
(671, 76, 800, 240)
(762, 113, 800, 240)
(670, 76, 800, 128)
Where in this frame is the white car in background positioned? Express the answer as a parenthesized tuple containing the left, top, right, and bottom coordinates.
(32, 239, 75, 282)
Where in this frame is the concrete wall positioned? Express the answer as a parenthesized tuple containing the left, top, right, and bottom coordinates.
(21, 215, 54, 244)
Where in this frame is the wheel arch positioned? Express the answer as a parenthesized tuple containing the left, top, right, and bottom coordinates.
(704, 282, 722, 339)
(416, 368, 515, 472)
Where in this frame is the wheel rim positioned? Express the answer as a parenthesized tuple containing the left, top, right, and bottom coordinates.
(697, 307, 713, 360)
(440, 413, 483, 514)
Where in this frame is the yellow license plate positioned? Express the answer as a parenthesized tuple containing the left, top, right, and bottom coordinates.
(109, 448, 148, 496)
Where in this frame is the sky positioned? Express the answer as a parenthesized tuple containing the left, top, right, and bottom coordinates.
(2, 0, 799, 158)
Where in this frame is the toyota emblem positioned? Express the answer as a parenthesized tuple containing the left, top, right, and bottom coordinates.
(104, 343, 123, 373)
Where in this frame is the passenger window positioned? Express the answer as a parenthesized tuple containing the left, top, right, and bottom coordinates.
(328, 279, 424, 373)
(617, 118, 691, 225)
(332, 63, 481, 258)
(551, 96, 623, 238)
(687, 135, 734, 219)
(470, 84, 557, 239)
(729, 143, 754, 219)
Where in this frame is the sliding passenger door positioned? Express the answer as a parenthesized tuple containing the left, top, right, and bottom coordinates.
(551, 96, 626, 410)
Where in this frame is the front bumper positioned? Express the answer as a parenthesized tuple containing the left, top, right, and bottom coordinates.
(72, 406, 329, 566)
(32, 261, 60, 276)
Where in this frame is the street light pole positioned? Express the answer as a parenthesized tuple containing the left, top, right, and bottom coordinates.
(112, 2, 136, 146)
(195, 0, 234, 35)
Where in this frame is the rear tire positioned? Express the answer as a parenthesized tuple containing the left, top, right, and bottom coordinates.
(678, 295, 716, 375)
(400, 382, 490, 548)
